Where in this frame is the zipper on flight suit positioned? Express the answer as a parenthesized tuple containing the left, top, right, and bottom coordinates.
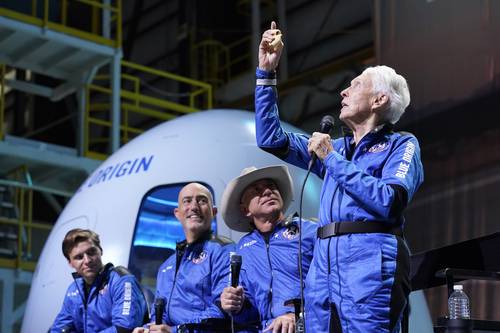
(166, 243, 187, 323)
(71, 272, 89, 332)
(264, 234, 275, 317)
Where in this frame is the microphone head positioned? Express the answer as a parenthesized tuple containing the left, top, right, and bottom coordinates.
(230, 254, 242, 265)
(319, 115, 335, 134)
(155, 297, 165, 307)
(154, 297, 166, 325)
(230, 254, 242, 287)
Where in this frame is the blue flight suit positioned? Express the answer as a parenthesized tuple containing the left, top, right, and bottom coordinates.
(234, 218, 317, 331)
(51, 263, 148, 333)
(254, 68, 424, 333)
(150, 233, 233, 332)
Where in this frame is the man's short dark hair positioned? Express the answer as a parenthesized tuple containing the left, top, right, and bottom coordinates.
(62, 228, 102, 260)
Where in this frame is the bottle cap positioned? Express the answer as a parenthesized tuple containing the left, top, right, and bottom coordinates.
(453, 284, 463, 291)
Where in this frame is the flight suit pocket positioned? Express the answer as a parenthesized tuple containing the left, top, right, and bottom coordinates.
(193, 271, 211, 310)
(345, 244, 382, 306)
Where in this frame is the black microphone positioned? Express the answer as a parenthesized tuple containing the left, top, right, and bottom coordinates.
(154, 297, 166, 325)
(230, 254, 242, 288)
(308, 115, 335, 169)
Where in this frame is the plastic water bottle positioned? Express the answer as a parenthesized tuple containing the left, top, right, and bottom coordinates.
(448, 284, 470, 319)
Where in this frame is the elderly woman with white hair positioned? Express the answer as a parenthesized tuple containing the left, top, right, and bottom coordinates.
(254, 22, 424, 333)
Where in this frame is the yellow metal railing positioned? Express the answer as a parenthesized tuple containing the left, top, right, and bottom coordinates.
(192, 40, 229, 87)
(0, 0, 122, 48)
(0, 166, 57, 271)
(84, 60, 213, 160)
(192, 35, 252, 87)
(225, 36, 252, 80)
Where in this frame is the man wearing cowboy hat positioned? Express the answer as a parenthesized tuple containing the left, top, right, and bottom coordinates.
(219, 165, 317, 333)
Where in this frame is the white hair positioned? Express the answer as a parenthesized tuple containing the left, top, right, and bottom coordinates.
(363, 65, 410, 124)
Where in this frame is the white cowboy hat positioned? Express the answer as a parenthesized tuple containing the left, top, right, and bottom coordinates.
(220, 165, 294, 232)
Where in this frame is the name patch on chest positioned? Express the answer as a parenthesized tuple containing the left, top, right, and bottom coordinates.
(240, 239, 257, 250)
(67, 290, 79, 297)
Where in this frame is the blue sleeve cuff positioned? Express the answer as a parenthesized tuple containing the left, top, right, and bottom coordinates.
(256, 68, 276, 79)
(324, 150, 342, 165)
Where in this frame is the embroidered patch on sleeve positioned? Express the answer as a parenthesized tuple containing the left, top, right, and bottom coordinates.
(395, 141, 415, 179)
(122, 282, 132, 316)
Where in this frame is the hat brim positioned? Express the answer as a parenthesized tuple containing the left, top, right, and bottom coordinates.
(220, 165, 294, 232)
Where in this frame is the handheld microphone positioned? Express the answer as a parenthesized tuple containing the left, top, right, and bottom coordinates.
(230, 254, 242, 288)
(229, 255, 242, 333)
(154, 297, 166, 325)
(308, 115, 335, 169)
